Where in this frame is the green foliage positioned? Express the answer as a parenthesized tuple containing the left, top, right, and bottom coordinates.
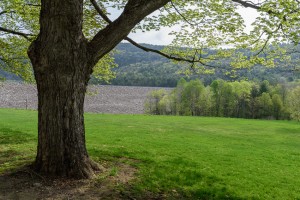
(92, 54, 117, 83)
(272, 94, 283, 120)
(1, 1, 300, 84)
(259, 80, 271, 94)
(0, 0, 38, 82)
(1, 109, 300, 199)
(145, 78, 300, 120)
(287, 86, 300, 121)
(0, 0, 116, 82)
(257, 92, 273, 118)
(144, 89, 169, 115)
(181, 79, 205, 116)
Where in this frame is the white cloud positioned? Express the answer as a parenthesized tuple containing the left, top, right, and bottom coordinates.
(237, 7, 260, 33)
(126, 28, 175, 45)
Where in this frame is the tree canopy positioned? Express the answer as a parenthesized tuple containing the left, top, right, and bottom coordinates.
(1, 0, 299, 81)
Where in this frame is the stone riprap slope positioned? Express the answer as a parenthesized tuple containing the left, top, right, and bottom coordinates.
(0, 82, 171, 114)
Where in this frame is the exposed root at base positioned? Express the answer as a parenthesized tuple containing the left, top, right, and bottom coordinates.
(32, 157, 105, 179)
(0, 158, 140, 200)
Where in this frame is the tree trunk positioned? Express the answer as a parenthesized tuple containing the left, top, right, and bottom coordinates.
(28, 36, 100, 178)
(26, 0, 170, 179)
(32, 64, 99, 178)
(27, 0, 99, 178)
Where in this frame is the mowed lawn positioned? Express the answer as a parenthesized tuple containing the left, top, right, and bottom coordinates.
(0, 108, 300, 199)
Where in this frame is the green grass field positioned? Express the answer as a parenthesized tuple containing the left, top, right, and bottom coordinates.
(0, 108, 300, 199)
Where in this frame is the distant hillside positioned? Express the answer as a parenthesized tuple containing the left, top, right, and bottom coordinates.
(1, 43, 299, 86)
(114, 43, 167, 66)
(95, 43, 300, 87)
(0, 68, 21, 81)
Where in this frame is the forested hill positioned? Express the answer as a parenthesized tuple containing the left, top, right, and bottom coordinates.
(114, 43, 167, 66)
(0, 60, 21, 81)
(95, 43, 299, 87)
(1, 43, 299, 87)
(104, 43, 185, 87)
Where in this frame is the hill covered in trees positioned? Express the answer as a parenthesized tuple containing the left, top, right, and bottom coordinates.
(96, 43, 300, 87)
(0, 60, 21, 81)
(1, 43, 299, 87)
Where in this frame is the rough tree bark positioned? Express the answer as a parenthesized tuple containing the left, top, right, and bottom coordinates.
(27, 0, 170, 178)
(27, 0, 98, 178)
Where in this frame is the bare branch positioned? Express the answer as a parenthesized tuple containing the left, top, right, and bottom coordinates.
(254, 23, 283, 56)
(25, 3, 41, 7)
(170, 0, 197, 27)
(0, 26, 32, 41)
(0, 11, 7, 16)
(90, 0, 112, 24)
(124, 37, 216, 68)
(254, 36, 270, 56)
(231, 0, 261, 10)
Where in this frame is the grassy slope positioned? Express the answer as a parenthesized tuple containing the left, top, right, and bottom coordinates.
(0, 108, 299, 199)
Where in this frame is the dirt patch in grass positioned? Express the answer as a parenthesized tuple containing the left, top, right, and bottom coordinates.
(0, 161, 139, 200)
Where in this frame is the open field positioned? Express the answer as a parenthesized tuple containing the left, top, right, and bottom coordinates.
(0, 108, 300, 199)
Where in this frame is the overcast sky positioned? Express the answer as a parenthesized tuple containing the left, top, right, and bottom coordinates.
(124, 8, 258, 45)
(108, 6, 260, 45)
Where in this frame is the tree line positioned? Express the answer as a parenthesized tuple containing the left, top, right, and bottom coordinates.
(145, 79, 300, 121)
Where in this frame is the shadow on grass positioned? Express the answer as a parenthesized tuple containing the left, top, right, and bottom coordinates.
(85, 152, 254, 199)
(0, 127, 35, 173)
(0, 149, 34, 174)
(129, 156, 255, 200)
(0, 156, 255, 200)
(0, 127, 35, 145)
(121, 174, 249, 200)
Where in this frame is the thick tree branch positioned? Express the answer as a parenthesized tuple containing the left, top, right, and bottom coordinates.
(88, 0, 170, 66)
(89, 0, 215, 68)
(0, 26, 32, 41)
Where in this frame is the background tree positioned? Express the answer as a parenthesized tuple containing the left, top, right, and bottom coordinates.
(287, 86, 300, 121)
(272, 94, 283, 120)
(198, 86, 213, 116)
(172, 78, 187, 115)
(230, 81, 252, 118)
(181, 79, 205, 116)
(144, 89, 168, 115)
(145, 78, 298, 120)
(255, 92, 273, 119)
(210, 80, 222, 116)
(249, 83, 260, 118)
